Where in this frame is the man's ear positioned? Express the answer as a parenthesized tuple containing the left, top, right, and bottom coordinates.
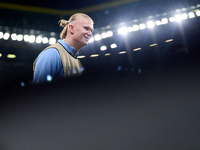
(68, 24, 74, 34)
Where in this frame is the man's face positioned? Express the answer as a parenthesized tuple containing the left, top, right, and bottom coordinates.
(72, 17, 94, 48)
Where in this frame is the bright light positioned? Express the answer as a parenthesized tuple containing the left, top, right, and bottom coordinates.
(24, 35, 29, 42)
(88, 37, 94, 43)
(196, 11, 200, 16)
(105, 53, 111, 56)
(7, 54, 16, 58)
(161, 18, 168, 24)
(101, 31, 113, 39)
(188, 12, 195, 18)
(149, 43, 157, 47)
(49, 37, 56, 45)
(146, 21, 155, 28)
(3, 33, 10, 40)
(182, 13, 188, 20)
(155, 20, 162, 26)
(169, 17, 176, 22)
(0, 32, 3, 39)
(132, 25, 139, 31)
(165, 39, 174, 43)
(11, 33, 17, 40)
(46, 75, 52, 82)
(0, 53, 2, 57)
(110, 43, 117, 49)
(90, 54, 99, 57)
(94, 34, 101, 41)
(182, 8, 187, 11)
(42, 37, 49, 44)
(77, 55, 85, 58)
(175, 14, 183, 22)
(107, 31, 113, 37)
(139, 24, 146, 30)
(36, 36, 42, 43)
(29, 35, 35, 43)
(100, 46, 107, 51)
(119, 51, 126, 54)
(118, 27, 128, 35)
(127, 27, 133, 32)
(133, 48, 141, 51)
(101, 32, 107, 39)
(17, 34, 23, 41)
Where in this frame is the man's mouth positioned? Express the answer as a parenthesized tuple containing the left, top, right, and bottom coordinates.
(84, 36, 90, 42)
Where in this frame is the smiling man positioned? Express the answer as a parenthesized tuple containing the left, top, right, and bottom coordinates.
(33, 13, 94, 84)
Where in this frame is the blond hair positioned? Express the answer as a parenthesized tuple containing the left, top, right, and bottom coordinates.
(59, 13, 93, 39)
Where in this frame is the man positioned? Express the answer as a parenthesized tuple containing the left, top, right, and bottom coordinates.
(33, 13, 94, 84)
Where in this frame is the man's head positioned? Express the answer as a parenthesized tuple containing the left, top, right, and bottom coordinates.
(59, 13, 94, 50)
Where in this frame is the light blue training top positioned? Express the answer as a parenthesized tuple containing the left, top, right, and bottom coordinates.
(33, 39, 80, 84)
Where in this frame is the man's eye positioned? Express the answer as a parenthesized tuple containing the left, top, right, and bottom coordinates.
(85, 27, 89, 30)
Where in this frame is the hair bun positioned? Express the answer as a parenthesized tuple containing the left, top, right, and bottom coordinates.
(59, 19, 69, 27)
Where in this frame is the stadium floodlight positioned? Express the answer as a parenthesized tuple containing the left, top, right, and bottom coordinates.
(181, 13, 188, 20)
(118, 27, 128, 35)
(42, 37, 48, 44)
(11, 33, 17, 41)
(24, 35, 29, 42)
(3, 33, 10, 40)
(105, 53, 111, 56)
(29, 35, 35, 43)
(107, 31, 113, 37)
(132, 25, 139, 31)
(0, 53, 2, 57)
(90, 54, 99, 57)
(196, 10, 200, 16)
(165, 39, 173, 43)
(155, 20, 162, 26)
(36, 36, 42, 43)
(182, 8, 187, 11)
(101, 32, 108, 39)
(161, 18, 168, 24)
(139, 24, 146, 30)
(17, 34, 23, 41)
(77, 55, 86, 58)
(128, 26, 134, 32)
(110, 43, 117, 49)
(100, 46, 107, 51)
(119, 51, 126, 54)
(94, 34, 101, 41)
(147, 21, 155, 28)
(0, 32, 3, 39)
(169, 17, 176, 22)
(188, 12, 195, 18)
(7, 54, 16, 59)
(175, 14, 183, 22)
(133, 48, 141, 51)
(49, 37, 56, 45)
(149, 43, 157, 47)
(88, 37, 94, 43)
